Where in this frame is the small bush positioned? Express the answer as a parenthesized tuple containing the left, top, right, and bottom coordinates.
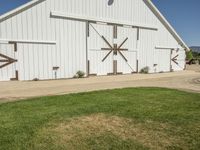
(74, 71, 85, 78)
(33, 78, 39, 81)
(73, 74, 79, 78)
(140, 67, 149, 74)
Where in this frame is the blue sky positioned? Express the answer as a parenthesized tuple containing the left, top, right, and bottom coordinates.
(0, 0, 199, 46)
(152, 0, 200, 47)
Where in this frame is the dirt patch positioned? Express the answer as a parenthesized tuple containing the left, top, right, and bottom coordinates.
(1, 70, 200, 103)
(33, 114, 185, 150)
(186, 65, 200, 72)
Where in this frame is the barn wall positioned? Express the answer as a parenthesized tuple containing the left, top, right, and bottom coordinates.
(0, 0, 87, 80)
(0, 0, 186, 81)
(51, 0, 157, 25)
(49, 0, 185, 72)
(50, 0, 181, 46)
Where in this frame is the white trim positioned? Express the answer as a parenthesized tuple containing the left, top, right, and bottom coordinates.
(155, 46, 185, 52)
(0, 0, 45, 22)
(0, 41, 9, 44)
(0, 39, 56, 45)
(50, 11, 158, 30)
(155, 46, 177, 50)
(145, 0, 189, 51)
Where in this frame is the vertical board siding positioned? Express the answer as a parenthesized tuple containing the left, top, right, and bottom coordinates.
(0, 0, 87, 80)
(138, 29, 157, 73)
(0, 0, 186, 81)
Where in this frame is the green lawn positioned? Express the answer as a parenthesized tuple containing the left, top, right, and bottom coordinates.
(0, 87, 200, 150)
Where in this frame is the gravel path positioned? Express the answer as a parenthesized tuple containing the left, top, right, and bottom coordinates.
(0, 70, 200, 103)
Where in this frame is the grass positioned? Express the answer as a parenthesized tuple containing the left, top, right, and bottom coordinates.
(0, 87, 200, 150)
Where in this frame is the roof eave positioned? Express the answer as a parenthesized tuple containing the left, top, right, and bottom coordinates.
(0, 0, 45, 23)
(144, 0, 190, 51)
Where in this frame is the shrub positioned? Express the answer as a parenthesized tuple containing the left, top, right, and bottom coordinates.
(140, 67, 149, 74)
(33, 78, 39, 81)
(186, 51, 193, 61)
(74, 71, 85, 78)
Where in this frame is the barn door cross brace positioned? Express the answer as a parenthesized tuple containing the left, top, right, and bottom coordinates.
(171, 54, 179, 65)
(101, 37, 128, 62)
(0, 53, 17, 69)
(170, 49, 184, 70)
(89, 23, 129, 62)
(137, 27, 140, 40)
(89, 23, 136, 74)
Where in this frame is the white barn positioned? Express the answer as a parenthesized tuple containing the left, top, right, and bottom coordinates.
(0, 0, 189, 81)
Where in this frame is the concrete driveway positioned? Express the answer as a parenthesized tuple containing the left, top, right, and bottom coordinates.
(0, 70, 200, 103)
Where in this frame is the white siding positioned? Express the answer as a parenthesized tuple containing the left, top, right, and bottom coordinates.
(0, 0, 87, 81)
(138, 29, 157, 73)
(0, 0, 186, 81)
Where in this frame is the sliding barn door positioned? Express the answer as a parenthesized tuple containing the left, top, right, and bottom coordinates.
(0, 43, 17, 81)
(88, 23, 113, 75)
(154, 49, 171, 73)
(88, 23, 139, 76)
(171, 49, 186, 71)
(116, 26, 137, 74)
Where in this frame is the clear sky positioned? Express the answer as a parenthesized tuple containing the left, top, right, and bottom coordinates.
(0, 0, 199, 46)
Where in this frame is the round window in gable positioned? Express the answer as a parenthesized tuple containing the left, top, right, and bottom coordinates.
(108, 0, 114, 6)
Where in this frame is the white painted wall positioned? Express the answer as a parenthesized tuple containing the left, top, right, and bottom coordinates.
(0, 0, 87, 80)
(0, 0, 186, 81)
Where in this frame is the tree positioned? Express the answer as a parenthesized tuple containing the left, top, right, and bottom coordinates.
(186, 50, 193, 60)
(192, 52, 200, 59)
